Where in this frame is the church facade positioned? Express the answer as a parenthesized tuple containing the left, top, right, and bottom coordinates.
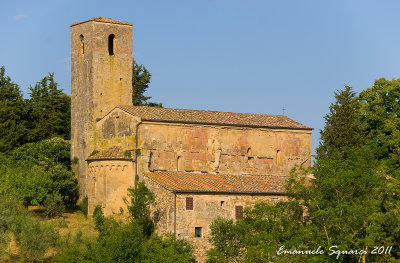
(70, 17, 312, 261)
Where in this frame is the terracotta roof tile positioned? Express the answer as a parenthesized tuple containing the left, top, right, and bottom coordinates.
(144, 171, 287, 194)
(116, 105, 311, 130)
(71, 17, 132, 27)
(87, 146, 132, 160)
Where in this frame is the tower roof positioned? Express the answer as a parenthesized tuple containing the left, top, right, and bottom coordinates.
(70, 16, 132, 27)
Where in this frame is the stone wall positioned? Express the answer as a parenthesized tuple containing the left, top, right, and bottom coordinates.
(71, 20, 133, 198)
(87, 159, 135, 215)
(143, 177, 175, 235)
(137, 122, 312, 177)
(175, 193, 287, 262)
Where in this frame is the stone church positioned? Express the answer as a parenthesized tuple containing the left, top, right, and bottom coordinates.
(70, 17, 312, 261)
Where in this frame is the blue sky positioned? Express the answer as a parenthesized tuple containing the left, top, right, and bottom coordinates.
(1, 0, 400, 158)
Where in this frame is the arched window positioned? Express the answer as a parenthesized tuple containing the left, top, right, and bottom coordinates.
(80, 34, 84, 55)
(108, 34, 115, 55)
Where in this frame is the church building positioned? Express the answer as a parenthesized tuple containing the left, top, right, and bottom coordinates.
(70, 17, 312, 261)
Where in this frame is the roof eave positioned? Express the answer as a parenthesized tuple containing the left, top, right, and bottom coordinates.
(172, 190, 287, 195)
(141, 118, 313, 131)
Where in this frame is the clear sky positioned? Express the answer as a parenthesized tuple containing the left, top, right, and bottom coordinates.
(1, 0, 400, 159)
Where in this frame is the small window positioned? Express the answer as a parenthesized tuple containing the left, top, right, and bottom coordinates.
(195, 227, 202, 238)
(220, 201, 225, 207)
(235, 205, 243, 219)
(186, 197, 193, 210)
(108, 34, 115, 55)
(80, 35, 84, 54)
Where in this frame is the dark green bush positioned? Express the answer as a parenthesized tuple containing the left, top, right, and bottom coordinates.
(79, 196, 88, 216)
(43, 193, 65, 218)
(93, 204, 105, 231)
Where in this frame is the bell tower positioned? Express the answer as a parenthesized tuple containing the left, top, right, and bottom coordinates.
(70, 17, 133, 197)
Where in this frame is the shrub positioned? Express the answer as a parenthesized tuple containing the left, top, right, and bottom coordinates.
(0, 195, 59, 261)
(79, 196, 88, 217)
(43, 193, 65, 218)
(93, 205, 105, 231)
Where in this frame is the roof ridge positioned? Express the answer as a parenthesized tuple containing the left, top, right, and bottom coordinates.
(117, 105, 284, 117)
(115, 105, 312, 130)
(71, 17, 132, 27)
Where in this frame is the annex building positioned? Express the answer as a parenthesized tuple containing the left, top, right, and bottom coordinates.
(70, 17, 312, 261)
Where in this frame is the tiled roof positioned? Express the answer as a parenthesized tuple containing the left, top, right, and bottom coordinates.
(71, 17, 132, 27)
(87, 146, 132, 161)
(144, 171, 287, 194)
(116, 105, 311, 130)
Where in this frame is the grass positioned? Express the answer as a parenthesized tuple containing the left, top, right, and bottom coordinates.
(4, 208, 98, 262)
(54, 209, 97, 241)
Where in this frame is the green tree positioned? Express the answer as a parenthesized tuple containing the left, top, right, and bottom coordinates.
(207, 201, 309, 263)
(0, 138, 79, 206)
(0, 66, 27, 154)
(359, 78, 400, 175)
(316, 86, 365, 159)
(27, 73, 70, 142)
(132, 61, 162, 107)
(127, 182, 155, 237)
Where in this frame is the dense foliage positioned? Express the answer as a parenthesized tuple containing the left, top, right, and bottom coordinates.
(27, 73, 71, 142)
(0, 137, 79, 206)
(0, 66, 28, 154)
(58, 183, 195, 263)
(207, 82, 400, 262)
(0, 195, 59, 262)
(0, 66, 70, 154)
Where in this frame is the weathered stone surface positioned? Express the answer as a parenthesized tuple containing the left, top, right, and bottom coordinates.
(71, 19, 133, 198)
(136, 122, 311, 176)
(87, 159, 135, 215)
(175, 193, 286, 262)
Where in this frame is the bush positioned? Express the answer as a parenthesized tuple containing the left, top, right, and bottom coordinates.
(79, 196, 88, 217)
(58, 182, 195, 263)
(93, 204, 105, 231)
(0, 195, 59, 261)
(43, 193, 65, 218)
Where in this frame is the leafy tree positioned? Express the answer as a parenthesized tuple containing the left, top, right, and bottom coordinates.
(27, 73, 70, 142)
(132, 61, 162, 107)
(0, 138, 79, 206)
(127, 181, 155, 237)
(207, 201, 309, 263)
(0, 66, 27, 154)
(359, 78, 400, 175)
